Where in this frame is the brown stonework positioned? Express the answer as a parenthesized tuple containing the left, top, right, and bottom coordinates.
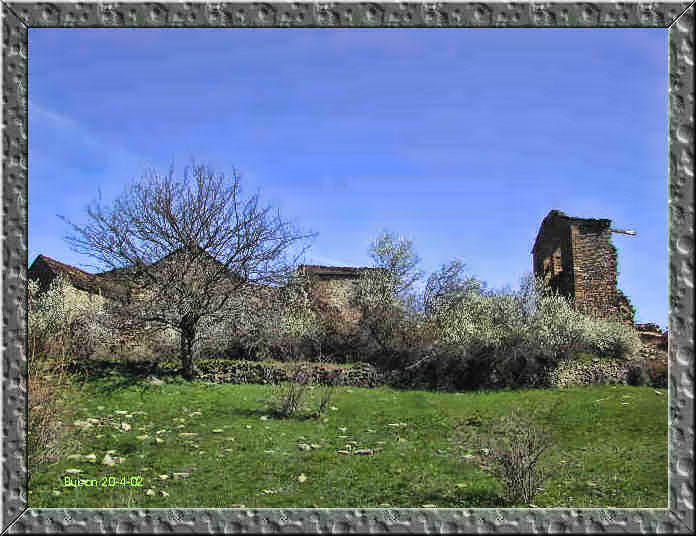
(532, 210, 635, 324)
(297, 265, 383, 331)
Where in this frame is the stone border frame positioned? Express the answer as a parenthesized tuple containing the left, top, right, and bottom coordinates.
(1, 1, 693, 533)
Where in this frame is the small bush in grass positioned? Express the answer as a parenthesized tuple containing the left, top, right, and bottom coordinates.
(475, 405, 559, 506)
(315, 369, 341, 416)
(266, 364, 313, 417)
(315, 384, 336, 416)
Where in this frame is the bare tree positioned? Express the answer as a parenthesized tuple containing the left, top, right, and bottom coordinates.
(60, 161, 316, 379)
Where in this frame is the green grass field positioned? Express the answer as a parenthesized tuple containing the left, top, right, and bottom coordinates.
(29, 366, 668, 509)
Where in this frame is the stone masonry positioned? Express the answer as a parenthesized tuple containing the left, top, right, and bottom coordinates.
(297, 265, 379, 332)
(532, 210, 635, 324)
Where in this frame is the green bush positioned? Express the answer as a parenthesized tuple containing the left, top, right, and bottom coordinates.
(645, 358, 668, 388)
(626, 362, 651, 386)
(450, 404, 560, 506)
(426, 274, 642, 389)
(624, 358, 667, 388)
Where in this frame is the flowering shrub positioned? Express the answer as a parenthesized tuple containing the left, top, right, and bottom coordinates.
(585, 319, 642, 359)
(423, 274, 642, 389)
(194, 273, 321, 362)
(28, 275, 114, 362)
(350, 269, 433, 369)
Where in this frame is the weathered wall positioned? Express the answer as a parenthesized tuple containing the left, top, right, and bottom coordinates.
(308, 276, 362, 331)
(569, 220, 621, 320)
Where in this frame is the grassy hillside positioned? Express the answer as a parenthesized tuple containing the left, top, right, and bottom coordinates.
(29, 368, 667, 509)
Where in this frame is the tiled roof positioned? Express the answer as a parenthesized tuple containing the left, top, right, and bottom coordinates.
(30, 254, 385, 297)
(35, 254, 93, 279)
(30, 250, 259, 299)
(29, 254, 127, 298)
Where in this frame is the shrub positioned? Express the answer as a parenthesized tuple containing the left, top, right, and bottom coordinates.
(265, 364, 313, 417)
(346, 230, 435, 369)
(429, 277, 568, 388)
(315, 369, 341, 416)
(475, 406, 558, 506)
(351, 271, 442, 371)
(645, 358, 668, 388)
(625, 358, 667, 388)
(427, 274, 642, 389)
(28, 276, 115, 361)
(626, 362, 651, 386)
(585, 319, 642, 360)
(28, 374, 63, 468)
(198, 273, 321, 363)
(28, 363, 83, 476)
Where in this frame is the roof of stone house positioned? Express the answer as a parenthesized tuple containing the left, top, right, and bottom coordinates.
(28, 254, 127, 299)
(29, 249, 260, 299)
(297, 265, 382, 277)
(532, 210, 612, 254)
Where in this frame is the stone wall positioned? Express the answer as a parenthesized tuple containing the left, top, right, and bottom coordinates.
(307, 276, 362, 332)
(569, 219, 624, 321)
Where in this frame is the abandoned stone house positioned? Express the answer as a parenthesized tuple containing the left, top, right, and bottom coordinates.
(27, 251, 376, 330)
(532, 209, 635, 324)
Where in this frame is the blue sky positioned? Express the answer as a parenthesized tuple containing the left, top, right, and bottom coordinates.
(29, 28, 668, 327)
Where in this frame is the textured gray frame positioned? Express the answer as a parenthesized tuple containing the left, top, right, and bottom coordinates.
(2, 1, 693, 533)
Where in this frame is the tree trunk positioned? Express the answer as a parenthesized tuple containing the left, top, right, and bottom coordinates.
(180, 314, 197, 380)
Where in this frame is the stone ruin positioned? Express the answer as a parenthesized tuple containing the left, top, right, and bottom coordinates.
(532, 209, 636, 324)
(532, 209, 669, 356)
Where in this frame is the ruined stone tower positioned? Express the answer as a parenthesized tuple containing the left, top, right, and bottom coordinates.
(532, 210, 634, 323)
